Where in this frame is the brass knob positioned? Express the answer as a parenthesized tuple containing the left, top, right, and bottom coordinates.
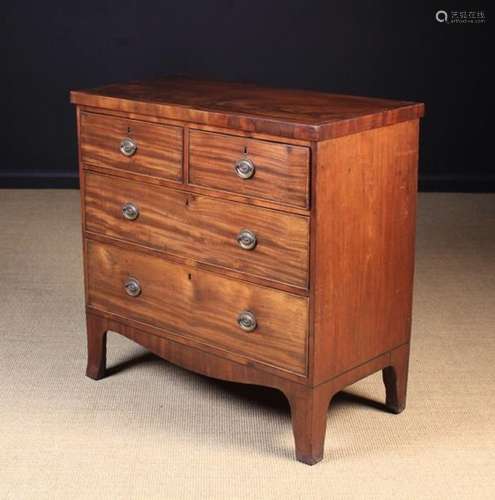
(237, 311, 257, 332)
(237, 229, 257, 250)
(234, 158, 255, 179)
(124, 277, 141, 297)
(122, 202, 139, 221)
(120, 137, 137, 157)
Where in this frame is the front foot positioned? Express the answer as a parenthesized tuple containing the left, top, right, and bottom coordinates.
(284, 384, 334, 465)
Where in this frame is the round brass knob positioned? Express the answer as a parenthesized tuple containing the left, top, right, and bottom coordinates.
(122, 202, 139, 221)
(120, 137, 137, 157)
(237, 310, 257, 332)
(234, 158, 255, 179)
(124, 277, 141, 297)
(237, 229, 257, 250)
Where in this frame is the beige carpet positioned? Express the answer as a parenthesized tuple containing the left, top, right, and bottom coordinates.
(0, 191, 494, 499)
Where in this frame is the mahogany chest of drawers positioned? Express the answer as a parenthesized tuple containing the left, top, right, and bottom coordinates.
(70, 78, 424, 465)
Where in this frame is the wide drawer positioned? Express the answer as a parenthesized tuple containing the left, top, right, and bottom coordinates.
(80, 112, 183, 181)
(87, 240, 308, 375)
(85, 172, 309, 289)
(189, 130, 310, 208)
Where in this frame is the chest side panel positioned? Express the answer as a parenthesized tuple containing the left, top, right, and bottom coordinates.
(311, 120, 419, 384)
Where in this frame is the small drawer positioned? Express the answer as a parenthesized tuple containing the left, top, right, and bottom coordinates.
(189, 130, 310, 208)
(84, 172, 309, 289)
(80, 112, 183, 181)
(87, 240, 308, 375)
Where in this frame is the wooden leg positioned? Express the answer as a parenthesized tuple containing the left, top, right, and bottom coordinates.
(284, 383, 334, 465)
(382, 343, 410, 414)
(85, 313, 108, 380)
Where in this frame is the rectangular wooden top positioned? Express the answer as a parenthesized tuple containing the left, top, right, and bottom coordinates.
(71, 77, 424, 142)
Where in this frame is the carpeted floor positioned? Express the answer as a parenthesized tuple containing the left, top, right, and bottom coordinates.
(0, 190, 494, 499)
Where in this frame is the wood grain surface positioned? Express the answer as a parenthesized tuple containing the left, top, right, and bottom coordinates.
(310, 120, 419, 384)
(71, 77, 424, 141)
(84, 171, 309, 289)
(87, 240, 309, 375)
(189, 129, 310, 208)
(80, 112, 183, 181)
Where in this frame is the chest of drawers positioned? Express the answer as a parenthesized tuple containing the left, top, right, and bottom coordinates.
(71, 78, 424, 465)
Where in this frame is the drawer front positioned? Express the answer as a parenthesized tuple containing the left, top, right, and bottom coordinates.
(189, 130, 310, 208)
(87, 240, 308, 374)
(85, 172, 309, 289)
(80, 112, 183, 181)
